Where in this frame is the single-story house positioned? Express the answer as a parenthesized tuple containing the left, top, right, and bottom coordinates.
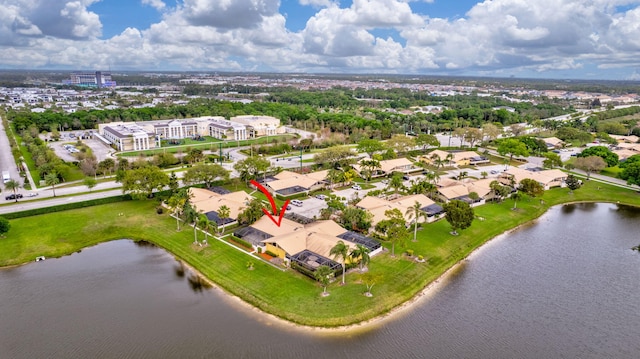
(354, 157, 421, 178)
(188, 187, 253, 226)
(420, 150, 490, 167)
(260, 170, 328, 197)
(234, 217, 381, 273)
(498, 167, 567, 190)
(541, 137, 565, 149)
(435, 178, 494, 206)
(356, 193, 444, 227)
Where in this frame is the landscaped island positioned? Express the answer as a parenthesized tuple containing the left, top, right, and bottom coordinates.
(1, 180, 638, 328)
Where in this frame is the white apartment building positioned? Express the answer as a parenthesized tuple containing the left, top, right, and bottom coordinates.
(100, 122, 156, 151)
(230, 115, 283, 137)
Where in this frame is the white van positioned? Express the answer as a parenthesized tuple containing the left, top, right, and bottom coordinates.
(291, 199, 303, 207)
(2, 171, 9, 184)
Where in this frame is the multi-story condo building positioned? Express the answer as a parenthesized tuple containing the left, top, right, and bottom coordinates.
(64, 71, 116, 88)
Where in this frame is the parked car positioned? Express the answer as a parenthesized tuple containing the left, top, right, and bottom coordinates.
(315, 194, 327, 200)
(381, 179, 389, 184)
(351, 184, 362, 191)
(286, 205, 292, 210)
(402, 175, 410, 180)
(291, 199, 303, 207)
(490, 170, 499, 174)
(27, 192, 39, 197)
(5, 193, 23, 200)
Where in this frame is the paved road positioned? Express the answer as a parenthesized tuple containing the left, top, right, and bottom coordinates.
(0, 117, 20, 186)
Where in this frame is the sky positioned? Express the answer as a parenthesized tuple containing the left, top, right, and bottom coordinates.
(2, 0, 640, 80)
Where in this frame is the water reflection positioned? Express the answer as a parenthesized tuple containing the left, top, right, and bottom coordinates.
(133, 239, 156, 248)
(174, 262, 186, 278)
(187, 273, 212, 293)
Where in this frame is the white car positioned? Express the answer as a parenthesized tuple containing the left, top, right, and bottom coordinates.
(291, 199, 303, 207)
(352, 184, 362, 190)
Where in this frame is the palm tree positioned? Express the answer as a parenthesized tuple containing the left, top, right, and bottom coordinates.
(405, 201, 427, 242)
(197, 214, 211, 244)
(183, 203, 199, 245)
(44, 171, 60, 197)
(350, 244, 370, 272)
(4, 179, 20, 202)
(216, 205, 230, 236)
(167, 189, 189, 231)
(330, 240, 349, 285)
(314, 265, 332, 296)
(389, 172, 405, 195)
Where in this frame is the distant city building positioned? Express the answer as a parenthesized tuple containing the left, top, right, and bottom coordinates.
(64, 71, 116, 88)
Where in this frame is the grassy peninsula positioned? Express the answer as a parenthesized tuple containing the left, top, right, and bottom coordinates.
(1, 180, 639, 327)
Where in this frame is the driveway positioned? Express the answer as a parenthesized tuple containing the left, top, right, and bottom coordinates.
(286, 196, 327, 219)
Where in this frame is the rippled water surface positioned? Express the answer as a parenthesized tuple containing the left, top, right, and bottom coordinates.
(2, 203, 639, 358)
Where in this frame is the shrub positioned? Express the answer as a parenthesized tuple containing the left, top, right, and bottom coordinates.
(156, 207, 164, 214)
(257, 247, 262, 254)
(229, 236, 252, 249)
(265, 250, 278, 257)
(406, 249, 414, 257)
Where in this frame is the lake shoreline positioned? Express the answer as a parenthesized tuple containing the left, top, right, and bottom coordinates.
(178, 216, 538, 334)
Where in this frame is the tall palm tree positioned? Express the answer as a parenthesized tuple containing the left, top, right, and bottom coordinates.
(44, 171, 60, 197)
(406, 201, 427, 242)
(216, 205, 230, 236)
(349, 244, 370, 272)
(4, 179, 20, 202)
(197, 214, 210, 244)
(183, 203, 199, 245)
(330, 240, 349, 285)
(167, 189, 189, 231)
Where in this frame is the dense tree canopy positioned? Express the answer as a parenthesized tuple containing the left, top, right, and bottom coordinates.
(578, 146, 618, 167)
(121, 166, 169, 199)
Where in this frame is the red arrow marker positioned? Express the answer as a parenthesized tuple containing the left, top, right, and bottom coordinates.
(250, 180, 290, 227)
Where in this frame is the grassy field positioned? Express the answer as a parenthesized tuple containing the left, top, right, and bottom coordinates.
(1, 180, 639, 327)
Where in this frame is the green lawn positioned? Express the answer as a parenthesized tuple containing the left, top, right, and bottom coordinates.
(1, 180, 639, 327)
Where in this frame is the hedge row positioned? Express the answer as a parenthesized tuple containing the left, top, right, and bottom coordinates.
(2, 195, 132, 219)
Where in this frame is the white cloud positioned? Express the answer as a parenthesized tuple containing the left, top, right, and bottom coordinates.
(299, 0, 334, 7)
(142, 0, 166, 11)
(1, 0, 640, 78)
(181, 0, 280, 29)
(0, 0, 101, 42)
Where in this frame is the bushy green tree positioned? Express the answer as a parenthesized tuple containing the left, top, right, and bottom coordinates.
(121, 166, 169, 199)
(443, 200, 474, 235)
(578, 146, 618, 167)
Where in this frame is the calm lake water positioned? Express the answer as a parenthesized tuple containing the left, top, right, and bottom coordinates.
(2, 203, 640, 359)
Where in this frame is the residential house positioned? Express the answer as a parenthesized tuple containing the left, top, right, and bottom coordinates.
(188, 187, 253, 227)
(421, 150, 490, 167)
(435, 178, 494, 206)
(498, 167, 567, 190)
(541, 137, 565, 149)
(260, 170, 328, 197)
(356, 193, 444, 227)
(235, 217, 381, 273)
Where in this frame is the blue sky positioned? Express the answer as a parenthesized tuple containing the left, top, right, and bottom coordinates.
(2, 0, 640, 80)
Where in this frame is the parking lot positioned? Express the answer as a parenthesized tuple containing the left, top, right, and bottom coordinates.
(49, 132, 114, 163)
